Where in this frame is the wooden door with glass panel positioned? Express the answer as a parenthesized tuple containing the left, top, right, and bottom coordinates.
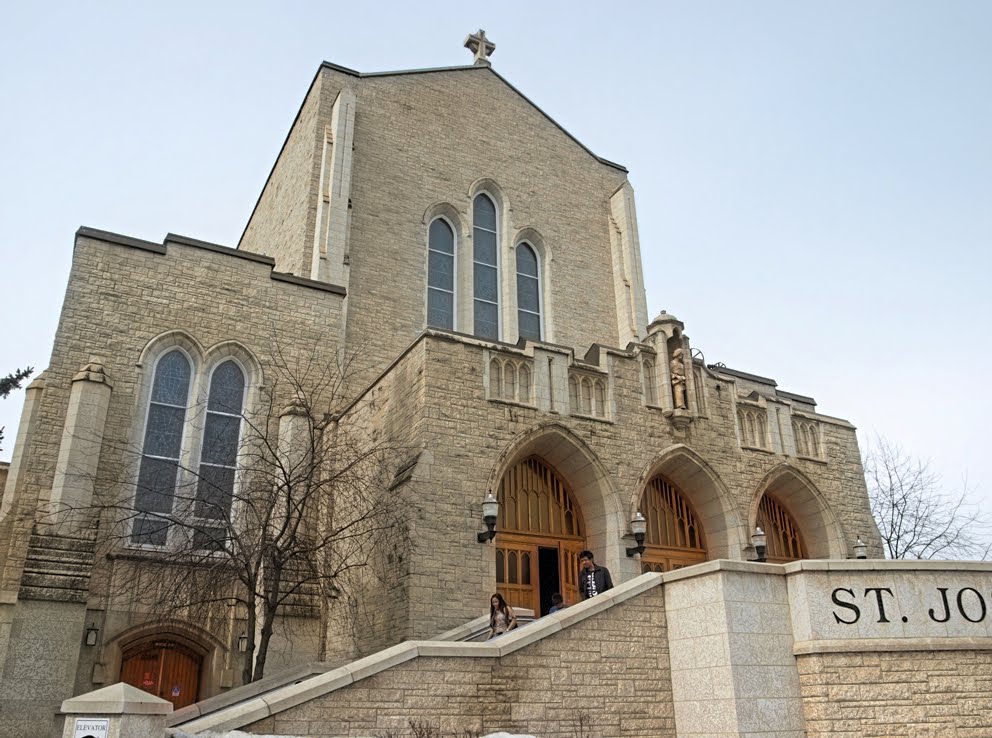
(495, 457, 585, 615)
(638, 475, 708, 573)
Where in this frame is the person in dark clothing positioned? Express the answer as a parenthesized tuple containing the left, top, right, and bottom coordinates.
(578, 549, 613, 599)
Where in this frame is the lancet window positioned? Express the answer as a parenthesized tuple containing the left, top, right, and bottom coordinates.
(427, 217, 456, 330)
(473, 194, 500, 339)
(737, 406, 769, 450)
(131, 347, 249, 549)
(793, 418, 822, 458)
(516, 242, 541, 341)
(489, 355, 533, 405)
(568, 373, 608, 419)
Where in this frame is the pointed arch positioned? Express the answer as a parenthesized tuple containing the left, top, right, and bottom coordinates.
(631, 444, 746, 561)
(486, 422, 624, 573)
(749, 463, 847, 559)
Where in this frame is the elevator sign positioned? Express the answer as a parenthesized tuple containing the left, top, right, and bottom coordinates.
(72, 718, 109, 738)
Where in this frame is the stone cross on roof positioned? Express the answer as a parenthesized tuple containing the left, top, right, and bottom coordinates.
(464, 29, 496, 66)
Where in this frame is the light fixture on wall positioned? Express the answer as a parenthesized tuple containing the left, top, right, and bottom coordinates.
(477, 492, 500, 543)
(626, 512, 648, 557)
(84, 623, 99, 647)
(854, 537, 867, 560)
(238, 632, 249, 653)
(751, 527, 767, 563)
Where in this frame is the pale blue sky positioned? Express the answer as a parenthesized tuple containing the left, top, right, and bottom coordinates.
(2, 2, 990, 510)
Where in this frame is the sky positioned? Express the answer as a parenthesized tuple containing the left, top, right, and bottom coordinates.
(1, 2, 990, 511)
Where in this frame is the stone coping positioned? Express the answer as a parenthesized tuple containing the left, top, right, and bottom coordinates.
(783, 559, 992, 573)
(793, 636, 992, 655)
(169, 573, 663, 735)
(661, 558, 787, 584)
(63, 682, 173, 715)
(75, 227, 346, 296)
(659, 558, 992, 587)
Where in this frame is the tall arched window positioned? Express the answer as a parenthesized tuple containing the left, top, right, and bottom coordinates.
(427, 218, 455, 330)
(516, 242, 541, 341)
(193, 360, 245, 548)
(473, 194, 499, 339)
(132, 350, 191, 545)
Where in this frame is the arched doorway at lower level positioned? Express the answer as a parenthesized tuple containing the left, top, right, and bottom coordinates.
(120, 638, 202, 710)
(756, 493, 808, 563)
(495, 456, 586, 615)
(637, 473, 708, 573)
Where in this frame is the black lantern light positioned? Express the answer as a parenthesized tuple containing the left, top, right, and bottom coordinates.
(626, 512, 648, 557)
(752, 526, 767, 563)
(477, 492, 500, 543)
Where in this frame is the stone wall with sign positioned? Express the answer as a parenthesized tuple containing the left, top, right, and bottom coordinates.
(157, 560, 992, 738)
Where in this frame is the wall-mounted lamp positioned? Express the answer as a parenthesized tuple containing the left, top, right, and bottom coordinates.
(751, 526, 767, 563)
(854, 537, 867, 560)
(237, 632, 249, 653)
(626, 512, 648, 557)
(477, 492, 500, 543)
(84, 623, 99, 647)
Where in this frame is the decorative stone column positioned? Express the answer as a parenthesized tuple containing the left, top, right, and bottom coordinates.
(48, 359, 113, 534)
(60, 682, 172, 738)
(0, 370, 47, 521)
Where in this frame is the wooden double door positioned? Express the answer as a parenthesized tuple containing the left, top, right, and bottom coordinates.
(495, 456, 587, 615)
(497, 534, 584, 615)
(120, 639, 202, 709)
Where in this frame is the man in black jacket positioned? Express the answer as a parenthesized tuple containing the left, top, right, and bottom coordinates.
(578, 549, 613, 599)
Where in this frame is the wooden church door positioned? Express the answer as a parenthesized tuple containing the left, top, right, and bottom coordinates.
(120, 640, 202, 709)
(495, 456, 586, 615)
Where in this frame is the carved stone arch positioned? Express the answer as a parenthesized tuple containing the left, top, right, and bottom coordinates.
(137, 330, 205, 373)
(631, 444, 746, 560)
(108, 617, 226, 655)
(467, 177, 509, 218)
(486, 422, 624, 573)
(749, 463, 847, 559)
(202, 341, 264, 407)
(104, 616, 228, 706)
(422, 202, 467, 242)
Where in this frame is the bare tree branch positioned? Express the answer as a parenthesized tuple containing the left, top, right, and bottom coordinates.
(865, 435, 990, 560)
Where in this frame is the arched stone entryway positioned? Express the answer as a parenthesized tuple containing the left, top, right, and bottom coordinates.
(631, 444, 746, 563)
(750, 464, 847, 559)
(487, 424, 622, 611)
(107, 619, 224, 710)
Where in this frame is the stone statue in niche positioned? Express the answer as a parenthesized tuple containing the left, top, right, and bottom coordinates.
(670, 347, 687, 410)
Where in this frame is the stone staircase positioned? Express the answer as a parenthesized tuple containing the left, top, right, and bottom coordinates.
(167, 609, 536, 731)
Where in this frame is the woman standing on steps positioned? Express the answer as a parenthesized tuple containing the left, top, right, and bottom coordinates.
(488, 593, 517, 639)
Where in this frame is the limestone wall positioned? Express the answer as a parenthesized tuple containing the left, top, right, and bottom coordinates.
(243, 583, 674, 738)
(798, 650, 992, 736)
(239, 70, 326, 275)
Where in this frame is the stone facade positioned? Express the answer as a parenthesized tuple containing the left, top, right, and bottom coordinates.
(0, 50, 885, 738)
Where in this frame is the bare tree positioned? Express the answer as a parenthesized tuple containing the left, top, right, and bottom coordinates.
(865, 436, 990, 560)
(76, 347, 409, 684)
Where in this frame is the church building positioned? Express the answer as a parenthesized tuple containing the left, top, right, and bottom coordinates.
(0, 33, 886, 738)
